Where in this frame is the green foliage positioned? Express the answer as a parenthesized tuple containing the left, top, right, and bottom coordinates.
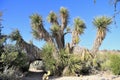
(30, 13, 43, 29)
(0, 44, 29, 73)
(9, 29, 21, 41)
(59, 52, 82, 76)
(42, 43, 57, 75)
(47, 11, 57, 23)
(93, 16, 112, 30)
(13, 52, 29, 68)
(60, 7, 68, 16)
(96, 53, 120, 75)
(60, 49, 95, 76)
(67, 54, 82, 75)
(60, 7, 69, 23)
(0, 67, 22, 80)
(58, 49, 69, 67)
(109, 54, 120, 75)
(96, 53, 110, 71)
(31, 29, 41, 40)
(50, 24, 60, 32)
(74, 17, 86, 34)
(0, 37, 6, 54)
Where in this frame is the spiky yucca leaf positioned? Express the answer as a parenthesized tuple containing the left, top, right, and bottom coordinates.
(31, 29, 41, 40)
(93, 16, 112, 31)
(50, 24, 60, 32)
(60, 7, 69, 19)
(30, 14, 43, 30)
(47, 11, 57, 23)
(10, 30, 21, 41)
(60, 7, 69, 30)
(74, 17, 86, 34)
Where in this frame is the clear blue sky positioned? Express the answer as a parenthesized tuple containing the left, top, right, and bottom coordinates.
(0, 0, 120, 50)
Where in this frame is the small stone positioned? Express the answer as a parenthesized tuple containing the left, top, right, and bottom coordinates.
(111, 76, 117, 79)
(100, 78, 106, 80)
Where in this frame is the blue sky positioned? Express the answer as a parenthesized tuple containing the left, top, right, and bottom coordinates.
(0, 0, 120, 50)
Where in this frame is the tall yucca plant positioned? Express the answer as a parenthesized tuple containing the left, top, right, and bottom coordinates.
(10, 30, 42, 62)
(72, 17, 86, 46)
(30, 14, 53, 42)
(91, 16, 112, 54)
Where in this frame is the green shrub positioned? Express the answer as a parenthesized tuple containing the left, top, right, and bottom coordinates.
(0, 66, 22, 80)
(42, 43, 57, 75)
(101, 59, 111, 71)
(109, 54, 120, 75)
(1, 50, 29, 72)
(62, 54, 82, 76)
(95, 53, 110, 71)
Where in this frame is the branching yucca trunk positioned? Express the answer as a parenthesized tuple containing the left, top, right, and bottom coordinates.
(10, 30, 42, 62)
(18, 38, 42, 62)
(92, 16, 112, 55)
(91, 31, 106, 54)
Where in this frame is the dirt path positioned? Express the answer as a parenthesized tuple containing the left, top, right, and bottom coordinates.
(22, 71, 44, 80)
(22, 71, 120, 80)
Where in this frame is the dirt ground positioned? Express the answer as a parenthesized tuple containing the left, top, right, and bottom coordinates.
(22, 70, 120, 80)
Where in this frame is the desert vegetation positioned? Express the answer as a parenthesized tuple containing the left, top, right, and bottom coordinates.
(0, 0, 120, 80)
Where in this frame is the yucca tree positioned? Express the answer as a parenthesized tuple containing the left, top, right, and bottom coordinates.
(91, 16, 112, 54)
(72, 17, 86, 46)
(30, 7, 69, 50)
(30, 14, 53, 42)
(10, 30, 41, 62)
(30, 7, 86, 50)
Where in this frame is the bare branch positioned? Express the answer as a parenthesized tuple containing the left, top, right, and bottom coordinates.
(64, 31, 72, 36)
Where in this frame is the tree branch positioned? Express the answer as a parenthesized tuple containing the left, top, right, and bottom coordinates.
(63, 31, 72, 36)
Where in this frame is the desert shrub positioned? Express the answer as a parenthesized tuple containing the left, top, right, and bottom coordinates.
(109, 54, 120, 75)
(101, 59, 111, 71)
(1, 50, 29, 72)
(62, 51, 95, 76)
(0, 66, 22, 80)
(96, 53, 120, 75)
(59, 49, 69, 67)
(62, 54, 82, 76)
(42, 43, 57, 75)
(94, 53, 110, 71)
(14, 52, 29, 72)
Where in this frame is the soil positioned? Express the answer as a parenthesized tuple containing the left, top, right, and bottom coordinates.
(22, 70, 120, 80)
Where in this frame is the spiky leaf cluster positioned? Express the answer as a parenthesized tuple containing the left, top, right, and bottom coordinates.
(10, 29, 21, 41)
(60, 7, 69, 30)
(30, 14, 50, 40)
(30, 14, 43, 30)
(93, 16, 112, 31)
(50, 24, 60, 32)
(47, 11, 57, 24)
(74, 17, 86, 34)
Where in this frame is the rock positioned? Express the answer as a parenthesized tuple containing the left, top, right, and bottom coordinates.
(100, 78, 106, 80)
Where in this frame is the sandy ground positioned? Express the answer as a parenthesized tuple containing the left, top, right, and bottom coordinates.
(22, 70, 120, 80)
